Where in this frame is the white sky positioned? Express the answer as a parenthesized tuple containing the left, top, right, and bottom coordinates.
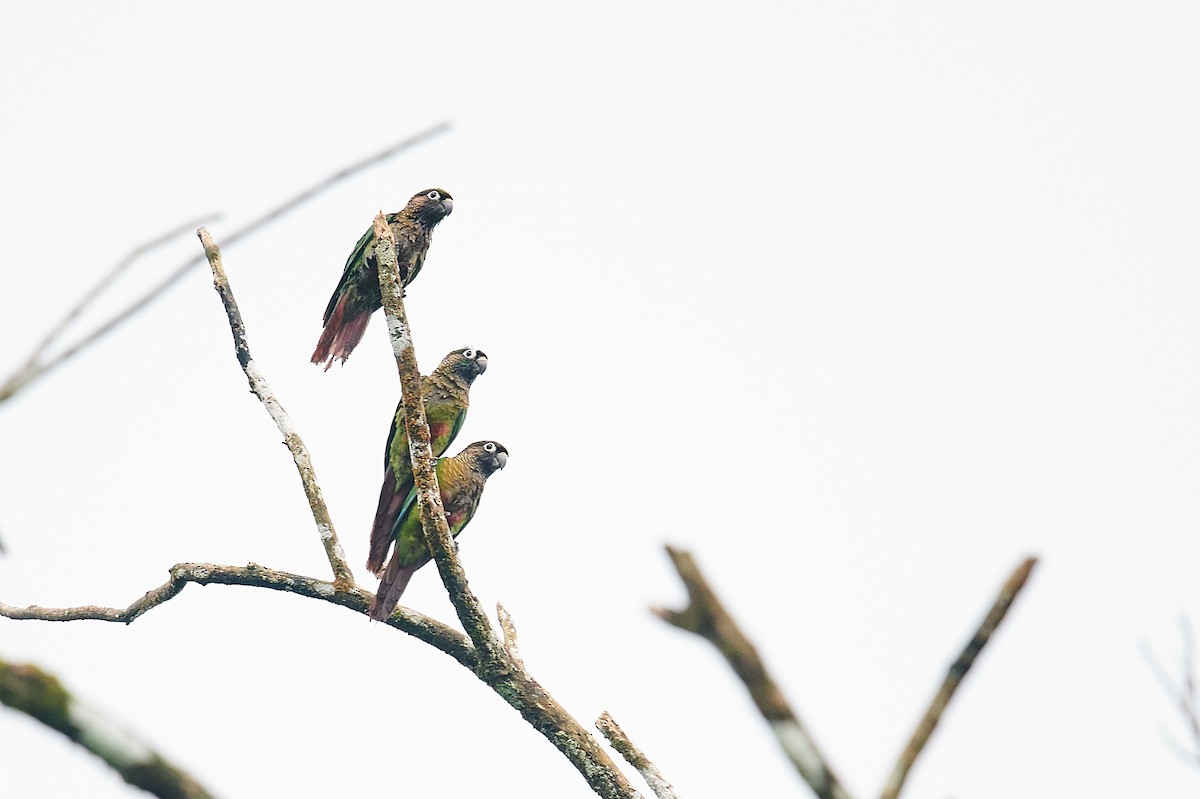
(2, 2, 1199, 797)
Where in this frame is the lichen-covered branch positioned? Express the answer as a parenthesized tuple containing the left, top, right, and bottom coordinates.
(372, 215, 641, 799)
(880, 556, 1037, 799)
(0, 562, 476, 669)
(199, 227, 355, 590)
(370, 213, 506, 670)
(497, 602, 526, 671)
(654, 545, 855, 799)
(597, 712, 678, 799)
(0, 122, 450, 406)
(0, 657, 217, 799)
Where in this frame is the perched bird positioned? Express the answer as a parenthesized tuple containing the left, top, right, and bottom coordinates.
(366, 347, 489, 576)
(311, 188, 454, 369)
(369, 440, 508, 621)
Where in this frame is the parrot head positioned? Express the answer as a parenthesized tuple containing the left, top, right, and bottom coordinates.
(440, 347, 488, 382)
(406, 187, 454, 226)
(464, 440, 508, 475)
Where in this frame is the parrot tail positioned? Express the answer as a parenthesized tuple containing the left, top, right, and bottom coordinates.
(369, 556, 419, 622)
(366, 469, 409, 576)
(310, 295, 371, 370)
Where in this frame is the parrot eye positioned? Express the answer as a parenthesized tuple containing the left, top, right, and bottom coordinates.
(483, 442, 497, 453)
(463, 348, 476, 359)
(427, 190, 441, 201)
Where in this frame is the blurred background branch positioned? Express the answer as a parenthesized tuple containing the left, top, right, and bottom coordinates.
(1145, 618, 1200, 768)
(882, 556, 1038, 799)
(0, 656, 216, 799)
(655, 547, 1038, 799)
(0, 121, 450, 407)
(654, 545, 855, 799)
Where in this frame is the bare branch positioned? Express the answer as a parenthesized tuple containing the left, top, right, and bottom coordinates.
(0, 562, 475, 669)
(198, 227, 355, 589)
(0, 657, 217, 799)
(373, 215, 640, 799)
(881, 556, 1038, 799)
(597, 712, 676, 799)
(654, 545, 855, 799)
(0, 122, 450, 404)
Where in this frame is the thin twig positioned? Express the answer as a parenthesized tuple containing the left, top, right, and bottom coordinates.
(373, 214, 641, 799)
(654, 546, 854, 799)
(0, 658, 217, 799)
(0, 562, 475, 669)
(198, 227, 355, 589)
(0, 214, 219, 404)
(880, 556, 1038, 799)
(597, 712, 679, 799)
(0, 122, 450, 404)
(1145, 618, 1200, 767)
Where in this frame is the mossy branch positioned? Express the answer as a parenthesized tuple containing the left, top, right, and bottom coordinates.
(0, 657, 216, 799)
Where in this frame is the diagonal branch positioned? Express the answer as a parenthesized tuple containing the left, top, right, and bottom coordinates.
(880, 556, 1038, 799)
(372, 214, 641, 799)
(654, 545, 855, 799)
(371, 213, 507, 671)
(0, 122, 450, 405)
(0, 562, 475, 669)
(0, 214, 219, 404)
(597, 712, 681, 799)
(0, 657, 217, 799)
(199, 228, 355, 589)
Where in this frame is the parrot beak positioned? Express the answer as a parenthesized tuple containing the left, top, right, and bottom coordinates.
(440, 197, 453, 215)
(493, 451, 508, 470)
(475, 354, 488, 373)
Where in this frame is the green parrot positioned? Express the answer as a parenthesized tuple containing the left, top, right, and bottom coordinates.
(366, 347, 489, 577)
(369, 440, 508, 621)
(311, 187, 454, 369)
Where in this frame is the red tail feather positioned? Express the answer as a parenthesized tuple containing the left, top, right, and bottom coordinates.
(311, 295, 371, 370)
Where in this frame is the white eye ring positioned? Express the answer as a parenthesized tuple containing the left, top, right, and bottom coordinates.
(483, 442, 497, 453)
(427, 190, 441, 200)
(463, 348, 476, 359)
